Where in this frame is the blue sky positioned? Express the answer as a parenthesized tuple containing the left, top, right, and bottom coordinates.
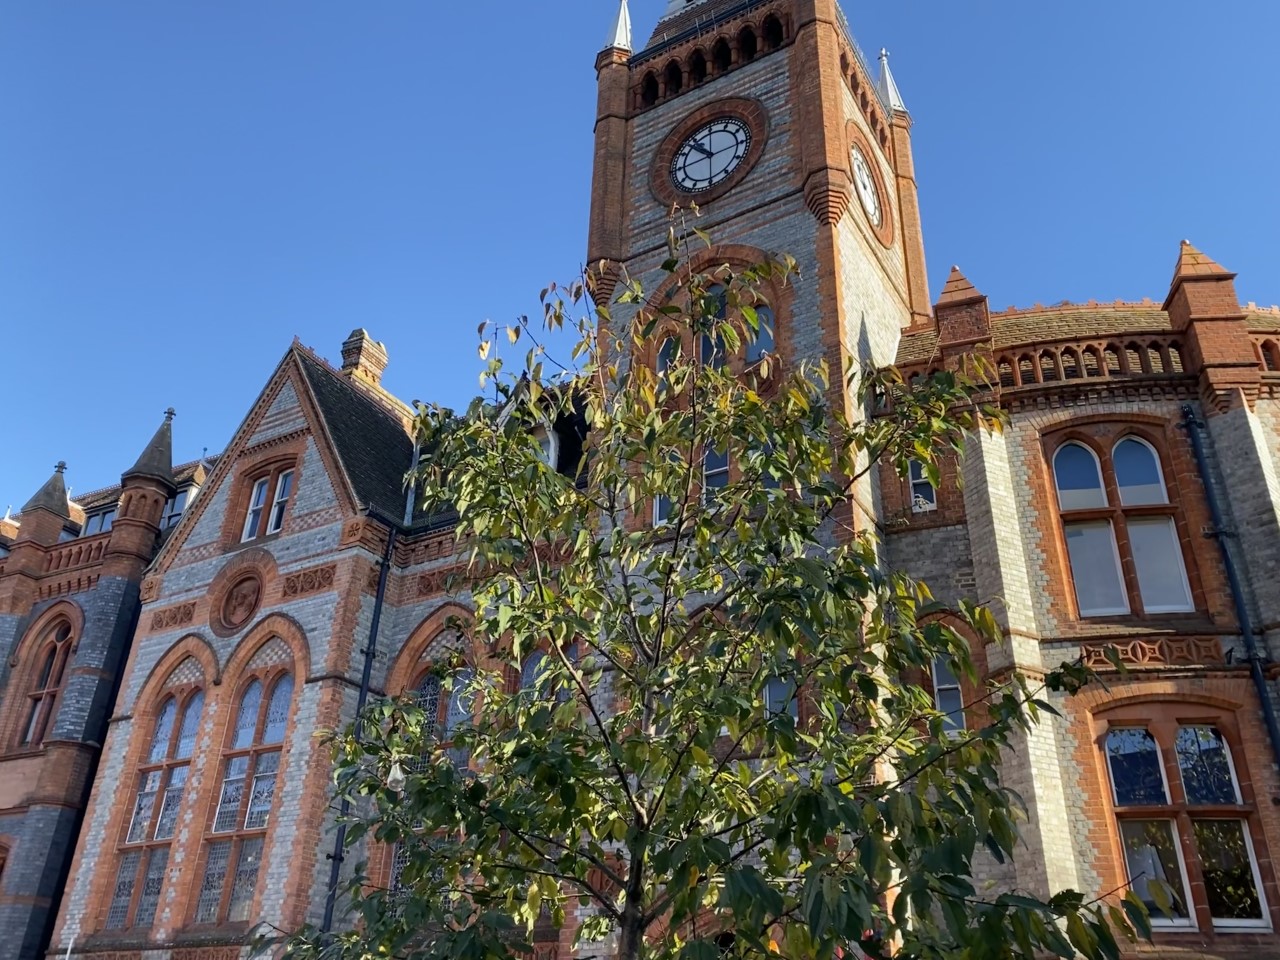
(2, 1, 1278, 505)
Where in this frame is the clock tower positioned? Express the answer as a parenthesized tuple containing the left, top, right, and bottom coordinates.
(588, 0, 933, 443)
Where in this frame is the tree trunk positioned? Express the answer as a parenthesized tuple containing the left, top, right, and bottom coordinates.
(618, 908, 645, 960)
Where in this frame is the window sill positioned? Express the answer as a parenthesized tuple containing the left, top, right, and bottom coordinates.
(226, 531, 283, 554)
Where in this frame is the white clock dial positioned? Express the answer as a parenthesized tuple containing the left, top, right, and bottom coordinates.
(671, 118, 752, 193)
(851, 146, 882, 227)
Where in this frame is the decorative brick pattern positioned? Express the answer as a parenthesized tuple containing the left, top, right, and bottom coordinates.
(1081, 636, 1225, 669)
(149, 602, 196, 632)
(283, 564, 336, 599)
(161, 656, 205, 690)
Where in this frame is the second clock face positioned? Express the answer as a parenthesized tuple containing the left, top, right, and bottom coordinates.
(671, 118, 752, 193)
(851, 145, 882, 227)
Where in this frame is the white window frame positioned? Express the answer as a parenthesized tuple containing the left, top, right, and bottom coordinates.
(241, 478, 269, 542)
(1205, 819, 1271, 930)
(1118, 817, 1198, 931)
(908, 459, 937, 513)
(1105, 726, 1173, 807)
(265, 470, 294, 535)
(1112, 436, 1170, 506)
(930, 654, 965, 735)
(1064, 519, 1131, 617)
(702, 448, 730, 504)
(1127, 515, 1194, 614)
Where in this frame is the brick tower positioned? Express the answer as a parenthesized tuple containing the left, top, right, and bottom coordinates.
(589, 0, 929, 434)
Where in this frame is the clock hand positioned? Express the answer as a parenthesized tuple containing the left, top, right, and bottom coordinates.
(690, 141, 714, 158)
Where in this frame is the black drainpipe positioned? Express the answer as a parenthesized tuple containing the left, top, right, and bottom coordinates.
(1181, 403, 1280, 777)
(320, 506, 400, 933)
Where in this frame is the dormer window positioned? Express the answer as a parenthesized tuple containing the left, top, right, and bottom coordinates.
(531, 424, 559, 470)
(161, 486, 197, 531)
(241, 468, 294, 542)
(83, 509, 116, 536)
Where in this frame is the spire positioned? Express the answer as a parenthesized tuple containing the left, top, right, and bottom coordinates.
(878, 49, 907, 114)
(604, 0, 632, 52)
(936, 266, 983, 307)
(1171, 239, 1232, 284)
(123, 408, 176, 484)
(21, 461, 71, 519)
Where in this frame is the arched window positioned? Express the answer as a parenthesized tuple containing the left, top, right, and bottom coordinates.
(931, 655, 964, 734)
(689, 49, 708, 84)
(663, 60, 683, 97)
(712, 37, 731, 73)
(762, 14, 785, 49)
(107, 689, 205, 930)
(640, 72, 659, 108)
(738, 26, 758, 62)
(1104, 721, 1268, 929)
(656, 334, 681, 378)
(745, 305, 774, 364)
(194, 670, 293, 925)
(17, 621, 72, 749)
(1053, 438, 1193, 617)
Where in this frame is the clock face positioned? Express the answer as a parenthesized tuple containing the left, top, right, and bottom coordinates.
(671, 118, 752, 193)
(851, 146, 882, 227)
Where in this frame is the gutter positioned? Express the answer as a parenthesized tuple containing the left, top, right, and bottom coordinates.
(1180, 404, 1280, 777)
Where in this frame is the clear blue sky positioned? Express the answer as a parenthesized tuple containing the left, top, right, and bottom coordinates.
(3, 1, 1278, 505)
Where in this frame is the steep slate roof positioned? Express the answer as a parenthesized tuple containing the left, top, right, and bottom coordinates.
(293, 348, 415, 522)
(643, 0, 766, 52)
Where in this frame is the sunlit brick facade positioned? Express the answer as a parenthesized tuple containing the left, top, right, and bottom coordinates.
(0, 2, 1277, 959)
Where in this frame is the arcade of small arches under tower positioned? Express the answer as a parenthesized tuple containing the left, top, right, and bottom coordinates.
(635, 11, 789, 110)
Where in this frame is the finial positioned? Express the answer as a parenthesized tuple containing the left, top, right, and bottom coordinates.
(876, 47, 908, 113)
(3, 506, 11, 521)
(164, 407, 176, 422)
(604, 0, 632, 52)
(55, 461, 67, 474)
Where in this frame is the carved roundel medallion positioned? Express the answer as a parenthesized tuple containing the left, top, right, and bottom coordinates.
(220, 574, 263, 633)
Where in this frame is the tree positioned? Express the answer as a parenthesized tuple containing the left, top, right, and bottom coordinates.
(287, 242, 1152, 960)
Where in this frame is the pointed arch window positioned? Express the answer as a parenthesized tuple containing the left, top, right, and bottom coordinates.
(195, 668, 293, 925)
(1052, 437, 1193, 618)
(107, 688, 205, 930)
(16, 621, 72, 750)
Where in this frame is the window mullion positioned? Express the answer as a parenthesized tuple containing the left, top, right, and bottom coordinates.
(217, 837, 241, 924)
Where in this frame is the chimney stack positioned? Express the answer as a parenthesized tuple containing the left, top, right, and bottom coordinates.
(340, 329, 389, 388)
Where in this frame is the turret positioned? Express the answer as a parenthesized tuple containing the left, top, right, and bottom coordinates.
(880, 50, 931, 330)
(1162, 240, 1259, 412)
(14, 462, 72, 548)
(105, 410, 177, 577)
(586, 0, 632, 306)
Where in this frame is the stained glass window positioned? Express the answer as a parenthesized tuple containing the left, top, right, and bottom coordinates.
(133, 847, 169, 929)
(195, 841, 231, 923)
(175, 690, 204, 760)
(104, 851, 141, 929)
(232, 680, 262, 749)
(154, 765, 188, 840)
(243, 752, 280, 830)
(148, 698, 177, 763)
(227, 837, 264, 922)
(262, 674, 293, 744)
(213, 757, 250, 833)
(127, 771, 162, 844)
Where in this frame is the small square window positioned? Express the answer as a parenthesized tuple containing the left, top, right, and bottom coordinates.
(908, 460, 936, 513)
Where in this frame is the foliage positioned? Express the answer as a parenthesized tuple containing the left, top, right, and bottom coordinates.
(286, 239, 1148, 960)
